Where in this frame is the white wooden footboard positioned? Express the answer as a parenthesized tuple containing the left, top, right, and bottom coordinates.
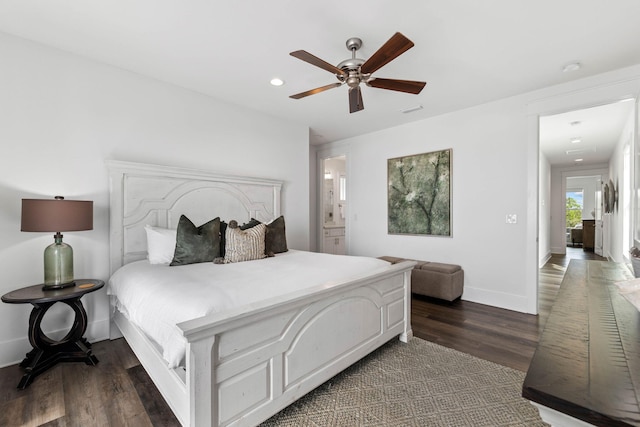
(110, 261, 412, 427)
(177, 260, 413, 427)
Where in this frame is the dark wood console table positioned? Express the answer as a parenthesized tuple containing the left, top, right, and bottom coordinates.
(523, 260, 640, 426)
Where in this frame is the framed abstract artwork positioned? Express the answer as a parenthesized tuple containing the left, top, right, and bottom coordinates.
(388, 149, 451, 236)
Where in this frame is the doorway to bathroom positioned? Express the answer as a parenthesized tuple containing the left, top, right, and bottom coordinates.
(321, 156, 347, 254)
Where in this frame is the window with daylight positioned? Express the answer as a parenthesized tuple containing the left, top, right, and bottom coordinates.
(566, 190, 584, 228)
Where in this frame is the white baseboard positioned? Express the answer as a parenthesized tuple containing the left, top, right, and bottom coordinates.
(0, 335, 30, 369)
(0, 318, 110, 368)
(539, 252, 552, 268)
(462, 286, 534, 314)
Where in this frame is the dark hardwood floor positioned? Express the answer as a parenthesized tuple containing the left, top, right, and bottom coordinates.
(0, 246, 608, 426)
(0, 337, 175, 427)
(413, 246, 606, 372)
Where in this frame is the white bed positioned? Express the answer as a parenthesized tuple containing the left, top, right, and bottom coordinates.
(107, 160, 415, 427)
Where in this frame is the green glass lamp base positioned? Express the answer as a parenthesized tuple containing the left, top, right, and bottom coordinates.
(43, 233, 75, 290)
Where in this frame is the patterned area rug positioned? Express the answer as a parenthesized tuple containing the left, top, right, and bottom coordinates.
(261, 338, 548, 427)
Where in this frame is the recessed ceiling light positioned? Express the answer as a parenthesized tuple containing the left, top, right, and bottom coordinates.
(575, 158, 584, 162)
(571, 137, 581, 144)
(270, 78, 285, 86)
(566, 147, 596, 155)
(562, 62, 582, 73)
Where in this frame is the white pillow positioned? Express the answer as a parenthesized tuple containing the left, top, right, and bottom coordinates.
(144, 225, 177, 265)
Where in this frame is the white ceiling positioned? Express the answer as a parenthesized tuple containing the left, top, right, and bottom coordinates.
(540, 100, 635, 167)
(1, 1, 639, 148)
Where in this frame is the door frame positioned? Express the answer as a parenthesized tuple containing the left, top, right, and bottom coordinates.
(562, 171, 607, 254)
(528, 79, 640, 314)
(316, 144, 350, 253)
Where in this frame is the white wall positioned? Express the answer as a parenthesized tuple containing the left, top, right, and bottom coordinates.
(332, 97, 532, 311)
(0, 33, 310, 367)
(320, 64, 640, 314)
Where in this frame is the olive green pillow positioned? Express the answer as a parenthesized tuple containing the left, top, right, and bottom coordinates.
(170, 215, 221, 266)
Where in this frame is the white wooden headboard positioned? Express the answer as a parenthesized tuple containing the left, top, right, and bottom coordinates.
(107, 160, 282, 274)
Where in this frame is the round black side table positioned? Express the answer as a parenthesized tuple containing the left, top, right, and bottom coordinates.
(1, 279, 104, 389)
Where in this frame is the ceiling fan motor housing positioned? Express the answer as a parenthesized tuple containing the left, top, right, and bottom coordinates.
(346, 72, 360, 88)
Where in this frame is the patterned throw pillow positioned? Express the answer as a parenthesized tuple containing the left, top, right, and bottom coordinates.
(224, 222, 267, 263)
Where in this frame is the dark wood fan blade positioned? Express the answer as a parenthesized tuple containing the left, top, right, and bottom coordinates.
(290, 50, 347, 76)
(361, 32, 414, 75)
(367, 78, 426, 94)
(289, 82, 342, 99)
(349, 86, 364, 113)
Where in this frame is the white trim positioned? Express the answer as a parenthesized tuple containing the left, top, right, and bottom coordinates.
(530, 402, 596, 427)
(528, 76, 640, 316)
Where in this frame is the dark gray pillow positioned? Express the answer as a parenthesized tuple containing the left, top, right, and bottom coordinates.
(219, 221, 227, 257)
(170, 215, 221, 266)
(232, 216, 288, 255)
(265, 216, 288, 255)
(240, 218, 261, 230)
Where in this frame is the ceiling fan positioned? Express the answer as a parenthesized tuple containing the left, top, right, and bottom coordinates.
(289, 32, 426, 113)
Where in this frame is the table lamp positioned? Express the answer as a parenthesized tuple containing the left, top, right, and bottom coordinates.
(21, 196, 93, 290)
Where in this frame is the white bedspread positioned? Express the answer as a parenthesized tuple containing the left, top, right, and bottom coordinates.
(108, 250, 390, 368)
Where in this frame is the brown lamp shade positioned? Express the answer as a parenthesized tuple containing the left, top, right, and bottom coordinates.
(21, 197, 93, 232)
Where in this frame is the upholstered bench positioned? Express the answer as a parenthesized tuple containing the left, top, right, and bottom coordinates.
(379, 256, 464, 301)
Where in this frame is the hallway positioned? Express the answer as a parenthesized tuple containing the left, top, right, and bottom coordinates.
(538, 247, 608, 322)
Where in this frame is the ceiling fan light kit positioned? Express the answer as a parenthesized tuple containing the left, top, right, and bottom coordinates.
(289, 32, 426, 113)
